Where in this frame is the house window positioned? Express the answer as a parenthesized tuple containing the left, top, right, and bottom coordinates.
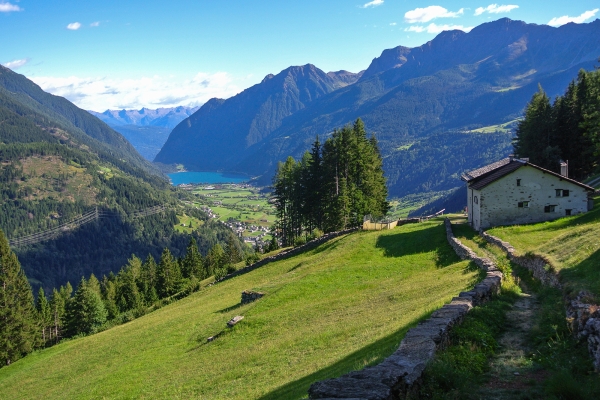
(565, 209, 572, 216)
(518, 201, 529, 208)
(544, 205, 556, 213)
(563, 190, 569, 197)
(474, 196, 478, 205)
(516, 179, 521, 186)
(556, 189, 570, 197)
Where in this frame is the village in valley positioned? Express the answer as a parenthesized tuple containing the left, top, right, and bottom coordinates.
(177, 183, 276, 249)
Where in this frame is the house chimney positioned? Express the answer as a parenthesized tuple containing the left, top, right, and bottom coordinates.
(560, 160, 568, 178)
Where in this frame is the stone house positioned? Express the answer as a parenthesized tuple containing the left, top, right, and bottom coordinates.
(461, 157, 595, 230)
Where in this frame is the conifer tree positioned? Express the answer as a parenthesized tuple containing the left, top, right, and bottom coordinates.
(224, 232, 242, 270)
(66, 278, 107, 336)
(0, 228, 39, 365)
(156, 248, 182, 297)
(182, 238, 203, 279)
(49, 288, 66, 342)
(100, 275, 119, 320)
(206, 243, 225, 279)
(140, 254, 159, 304)
(115, 256, 143, 312)
(36, 287, 52, 345)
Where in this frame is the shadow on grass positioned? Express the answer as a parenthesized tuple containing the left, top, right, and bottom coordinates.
(216, 303, 244, 314)
(256, 310, 431, 400)
(559, 247, 600, 298)
(375, 223, 460, 268)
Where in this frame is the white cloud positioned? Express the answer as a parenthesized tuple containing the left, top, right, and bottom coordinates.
(0, 2, 22, 12)
(474, 4, 519, 16)
(361, 0, 383, 8)
(29, 72, 242, 111)
(404, 6, 464, 23)
(2, 58, 29, 69)
(547, 9, 599, 27)
(66, 22, 82, 30)
(405, 23, 474, 34)
(90, 21, 100, 27)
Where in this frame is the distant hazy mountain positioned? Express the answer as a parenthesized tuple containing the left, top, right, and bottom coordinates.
(155, 64, 360, 171)
(156, 18, 600, 197)
(88, 106, 199, 160)
(89, 106, 199, 129)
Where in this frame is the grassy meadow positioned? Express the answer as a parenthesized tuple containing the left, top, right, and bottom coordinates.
(488, 196, 600, 297)
(0, 219, 482, 399)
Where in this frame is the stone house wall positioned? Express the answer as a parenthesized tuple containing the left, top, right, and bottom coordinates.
(473, 165, 589, 230)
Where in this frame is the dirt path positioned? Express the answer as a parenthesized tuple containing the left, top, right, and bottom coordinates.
(475, 283, 548, 399)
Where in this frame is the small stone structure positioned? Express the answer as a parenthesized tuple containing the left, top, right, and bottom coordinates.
(308, 219, 503, 399)
(227, 316, 244, 327)
(241, 290, 264, 304)
(482, 231, 600, 371)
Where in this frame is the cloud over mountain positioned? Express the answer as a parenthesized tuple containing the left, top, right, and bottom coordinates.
(31, 72, 241, 111)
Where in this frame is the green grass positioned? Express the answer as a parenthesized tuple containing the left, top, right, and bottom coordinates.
(466, 120, 518, 134)
(0, 220, 481, 399)
(488, 196, 600, 297)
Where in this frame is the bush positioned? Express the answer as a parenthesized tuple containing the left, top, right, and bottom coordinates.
(293, 235, 306, 247)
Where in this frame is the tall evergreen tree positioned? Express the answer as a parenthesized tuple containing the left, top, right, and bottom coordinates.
(36, 287, 52, 345)
(182, 238, 204, 279)
(224, 232, 243, 270)
(66, 278, 107, 336)
(115, 256, 143, 313)
(140, 255, 159, 304)
(156, 248, 182, 297)
(0, 228, 39, 365)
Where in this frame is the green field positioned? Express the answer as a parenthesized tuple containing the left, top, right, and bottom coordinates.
(488, 196, 600, 297)
(466, 119, 518, 134)
(0, 220, 482, 399)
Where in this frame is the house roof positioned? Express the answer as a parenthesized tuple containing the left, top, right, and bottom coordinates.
(461, 158, 595, 191)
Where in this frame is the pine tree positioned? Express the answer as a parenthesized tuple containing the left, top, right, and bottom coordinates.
(66, 278, 107, 336)
(36, 287, 52, 345)
(115, 256, 143, 313)
(100, 275, 119, 320)
(156, 248, 182, 298)
(224, 232, 242, 271)
(140, 255, 159, 304)
(182, 238, 203, 279)
(0, 228, 39, 365)
(49, 288, 66, 343)
(206, 244, 225, 279)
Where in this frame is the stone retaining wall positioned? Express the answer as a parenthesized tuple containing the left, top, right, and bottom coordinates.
(481, 231, 600, 371)
(480, 231, 561, 288)
(307, 219, 503, 399)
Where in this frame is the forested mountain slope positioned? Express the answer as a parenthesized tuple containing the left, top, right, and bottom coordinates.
(0, 70, 235, 292)
(157, 18, 600, 197)
(154, 64, 362, 171)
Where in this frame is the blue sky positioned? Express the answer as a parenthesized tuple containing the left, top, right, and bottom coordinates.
(1, 1, 598, 111)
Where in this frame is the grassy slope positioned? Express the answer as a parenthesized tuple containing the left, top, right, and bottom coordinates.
(488, 196, 600, 297)
(0, 220, 481, 399)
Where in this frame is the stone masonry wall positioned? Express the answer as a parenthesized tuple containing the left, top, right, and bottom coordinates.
(480, 231, 561, 288)
(481, 231, 600, 371)
(307, 219, 503, 400)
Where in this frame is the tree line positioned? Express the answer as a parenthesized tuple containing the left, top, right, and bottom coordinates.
(0, 226, 246, 367)
(513, 67, 600, 180)
(272, 119, 389, 246)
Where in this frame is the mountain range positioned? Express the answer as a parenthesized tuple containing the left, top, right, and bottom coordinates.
(88, 106, 199, 161)
(155, 18, 600, 199)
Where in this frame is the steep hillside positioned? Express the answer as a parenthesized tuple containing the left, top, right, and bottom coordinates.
(0, 66, 157, 177)
(154, 64, 361, 171)
(156, 19, 600, 197)
(0, 72, 235, 292)
(0, 220, 480, 399)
